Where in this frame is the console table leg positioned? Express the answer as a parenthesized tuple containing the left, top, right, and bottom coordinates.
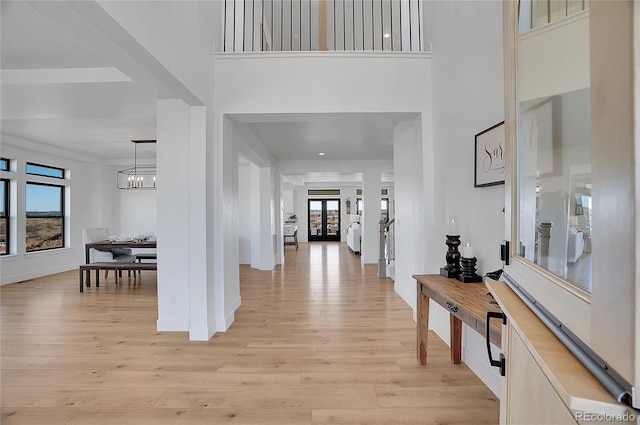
(450, 314, 462, 364)
(417, 285, 430, 365)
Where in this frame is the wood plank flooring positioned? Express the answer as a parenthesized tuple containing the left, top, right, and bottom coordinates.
(1, 242, 499, 424)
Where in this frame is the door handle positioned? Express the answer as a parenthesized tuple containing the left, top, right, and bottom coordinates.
(486, 311, 506, 376)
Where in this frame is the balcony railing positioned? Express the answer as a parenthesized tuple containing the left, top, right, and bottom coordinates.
(223, 0, 424, 52)
(518, 0, 589, 33)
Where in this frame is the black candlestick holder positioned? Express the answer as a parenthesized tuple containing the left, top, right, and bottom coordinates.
(440, 235, 461, 278)
(457, 257, 483, 283)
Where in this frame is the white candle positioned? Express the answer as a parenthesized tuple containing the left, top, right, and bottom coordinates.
(461, 242, 474, 258)
(448, 217, 458, 235)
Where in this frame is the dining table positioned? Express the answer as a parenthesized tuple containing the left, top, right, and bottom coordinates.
(84, 239, 157, 265)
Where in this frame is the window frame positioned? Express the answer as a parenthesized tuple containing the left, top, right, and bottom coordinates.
(381, 197, 389, 223)
(0, 158, 9, 172)
(26, 162, 65, 179)
(25, 181, 65, 253)
(356, 197, 363, 215)
(0, 179, 9, 256)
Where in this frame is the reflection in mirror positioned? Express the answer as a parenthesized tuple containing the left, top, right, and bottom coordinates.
(515, 1, 591, 293)
(517, 88, 591, 293)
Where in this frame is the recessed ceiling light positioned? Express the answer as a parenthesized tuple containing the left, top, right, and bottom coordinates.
(319, 152, 325, 156)
(383, 33, 391, 39)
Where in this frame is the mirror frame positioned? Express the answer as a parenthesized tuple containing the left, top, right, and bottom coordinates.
(503, 0, 638, 393)
(502, 0, 591, 344)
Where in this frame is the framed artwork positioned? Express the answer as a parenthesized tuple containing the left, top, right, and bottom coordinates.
(474, 121, 506, 187)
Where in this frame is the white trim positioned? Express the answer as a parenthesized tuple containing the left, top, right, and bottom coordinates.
(189, 326, 216, 341)
(394, 280, 414, 309)
(24, 247, 72, 258)
(216, 296, 242, 332)
(1, 263, 76, 285)
(157, 318, 190, 332)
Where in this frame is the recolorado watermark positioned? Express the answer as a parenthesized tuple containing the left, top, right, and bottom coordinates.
(575, 412, 636, 422)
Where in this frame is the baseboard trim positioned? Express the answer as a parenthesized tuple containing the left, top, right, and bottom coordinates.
(189, 326, 215, 341)
(157, 318, 190, 332)
(1, 264, 77, 285)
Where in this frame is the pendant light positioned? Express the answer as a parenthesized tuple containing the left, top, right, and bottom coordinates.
(117, 140, 157, 190)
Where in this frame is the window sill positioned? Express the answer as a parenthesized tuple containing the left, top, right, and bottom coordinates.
(24, 247, 72, 258)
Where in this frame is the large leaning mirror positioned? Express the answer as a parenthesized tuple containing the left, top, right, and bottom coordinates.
(515, 2, 591, 293)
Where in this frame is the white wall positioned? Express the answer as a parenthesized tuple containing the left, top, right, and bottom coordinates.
(214, 53, 431, 114)
(118, 189, 157, 238)
(518, 12, 590, 102)
(282, 185, 294, 215)
(426, 0, 506, 396)
(393, 117, 426, 307)
(0, 135, 116, 284)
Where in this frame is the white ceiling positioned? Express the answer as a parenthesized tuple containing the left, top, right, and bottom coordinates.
(1, 2, 406, 184)
(247, 119, 395, 161)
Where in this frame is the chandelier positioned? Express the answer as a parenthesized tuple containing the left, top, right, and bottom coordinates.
(117, 140, 157, 190)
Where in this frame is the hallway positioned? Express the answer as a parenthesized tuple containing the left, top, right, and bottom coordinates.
(1, 243, 499, 424)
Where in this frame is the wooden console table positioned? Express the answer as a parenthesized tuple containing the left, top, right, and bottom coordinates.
(414, 274, 502, 365)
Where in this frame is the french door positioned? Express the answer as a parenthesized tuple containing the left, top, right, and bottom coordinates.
(308, 199, 340, 241)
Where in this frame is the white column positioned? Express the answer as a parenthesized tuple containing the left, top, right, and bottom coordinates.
(250, 165, 276, 270)
(250, 163, 261, 268)
(213, 116, 241, 332)
(361, 170, 382, 264)
(238, 162, 252, 264)
(187, 106, 211, 340)
(156, 100, 214, 340)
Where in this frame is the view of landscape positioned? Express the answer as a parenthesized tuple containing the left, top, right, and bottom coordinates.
(26, 215, 63, 251)
(0, 164, 66, 254)
(309, 209, 340, 236)
(309, 199, 340, 238)
(25, 182, 64, 252)
(0, 222, 6, 255)
(309, 198, 390, 240)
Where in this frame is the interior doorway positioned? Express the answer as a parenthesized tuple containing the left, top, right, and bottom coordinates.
(308, 199, 341, 241)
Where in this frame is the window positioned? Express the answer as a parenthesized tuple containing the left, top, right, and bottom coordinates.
(356, 198, 390, 221)
(0, 158, 9, 171)
(26, 162, 65, 179)
(308, 189, 340, 196)
(381, 198, 389, 222)
(26, 182, 64, 252)
(0, 179, 8, 255)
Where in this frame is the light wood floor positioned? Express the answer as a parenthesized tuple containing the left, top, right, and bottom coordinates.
(1, 242, 499, 424)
